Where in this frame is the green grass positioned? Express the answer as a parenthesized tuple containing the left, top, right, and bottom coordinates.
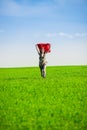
(0, 66, 87, 130)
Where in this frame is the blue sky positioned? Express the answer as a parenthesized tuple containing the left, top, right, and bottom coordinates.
(0, 0, 87, 67)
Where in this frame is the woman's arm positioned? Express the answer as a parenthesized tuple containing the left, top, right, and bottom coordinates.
(35, 44, 40, 54)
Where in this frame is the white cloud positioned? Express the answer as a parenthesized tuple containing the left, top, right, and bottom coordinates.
(45, 32, 73, 38)
(45, 32, 87, 39)
(59, 32, 73, 38)
(75, 33, 87, 37)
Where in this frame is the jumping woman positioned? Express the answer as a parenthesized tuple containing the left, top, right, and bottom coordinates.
(36, 44, 47, 78)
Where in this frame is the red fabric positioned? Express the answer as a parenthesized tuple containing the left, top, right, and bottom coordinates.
(37, 43, 51, 53)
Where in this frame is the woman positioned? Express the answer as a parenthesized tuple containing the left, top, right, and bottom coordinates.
(36, 44, 47, 78)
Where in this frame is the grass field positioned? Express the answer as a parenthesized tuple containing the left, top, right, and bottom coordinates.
(0, 66, 87, 130)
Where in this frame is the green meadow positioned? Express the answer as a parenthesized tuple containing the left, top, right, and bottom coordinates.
(0, 66, 87, 130)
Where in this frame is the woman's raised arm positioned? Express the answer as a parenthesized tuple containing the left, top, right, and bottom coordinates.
(35, 44, 40, 54)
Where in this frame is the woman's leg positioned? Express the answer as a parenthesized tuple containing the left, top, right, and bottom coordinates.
(42, 64, 46, 78)
(39, 64, 43, 77)
(39, 64, 46, 78)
